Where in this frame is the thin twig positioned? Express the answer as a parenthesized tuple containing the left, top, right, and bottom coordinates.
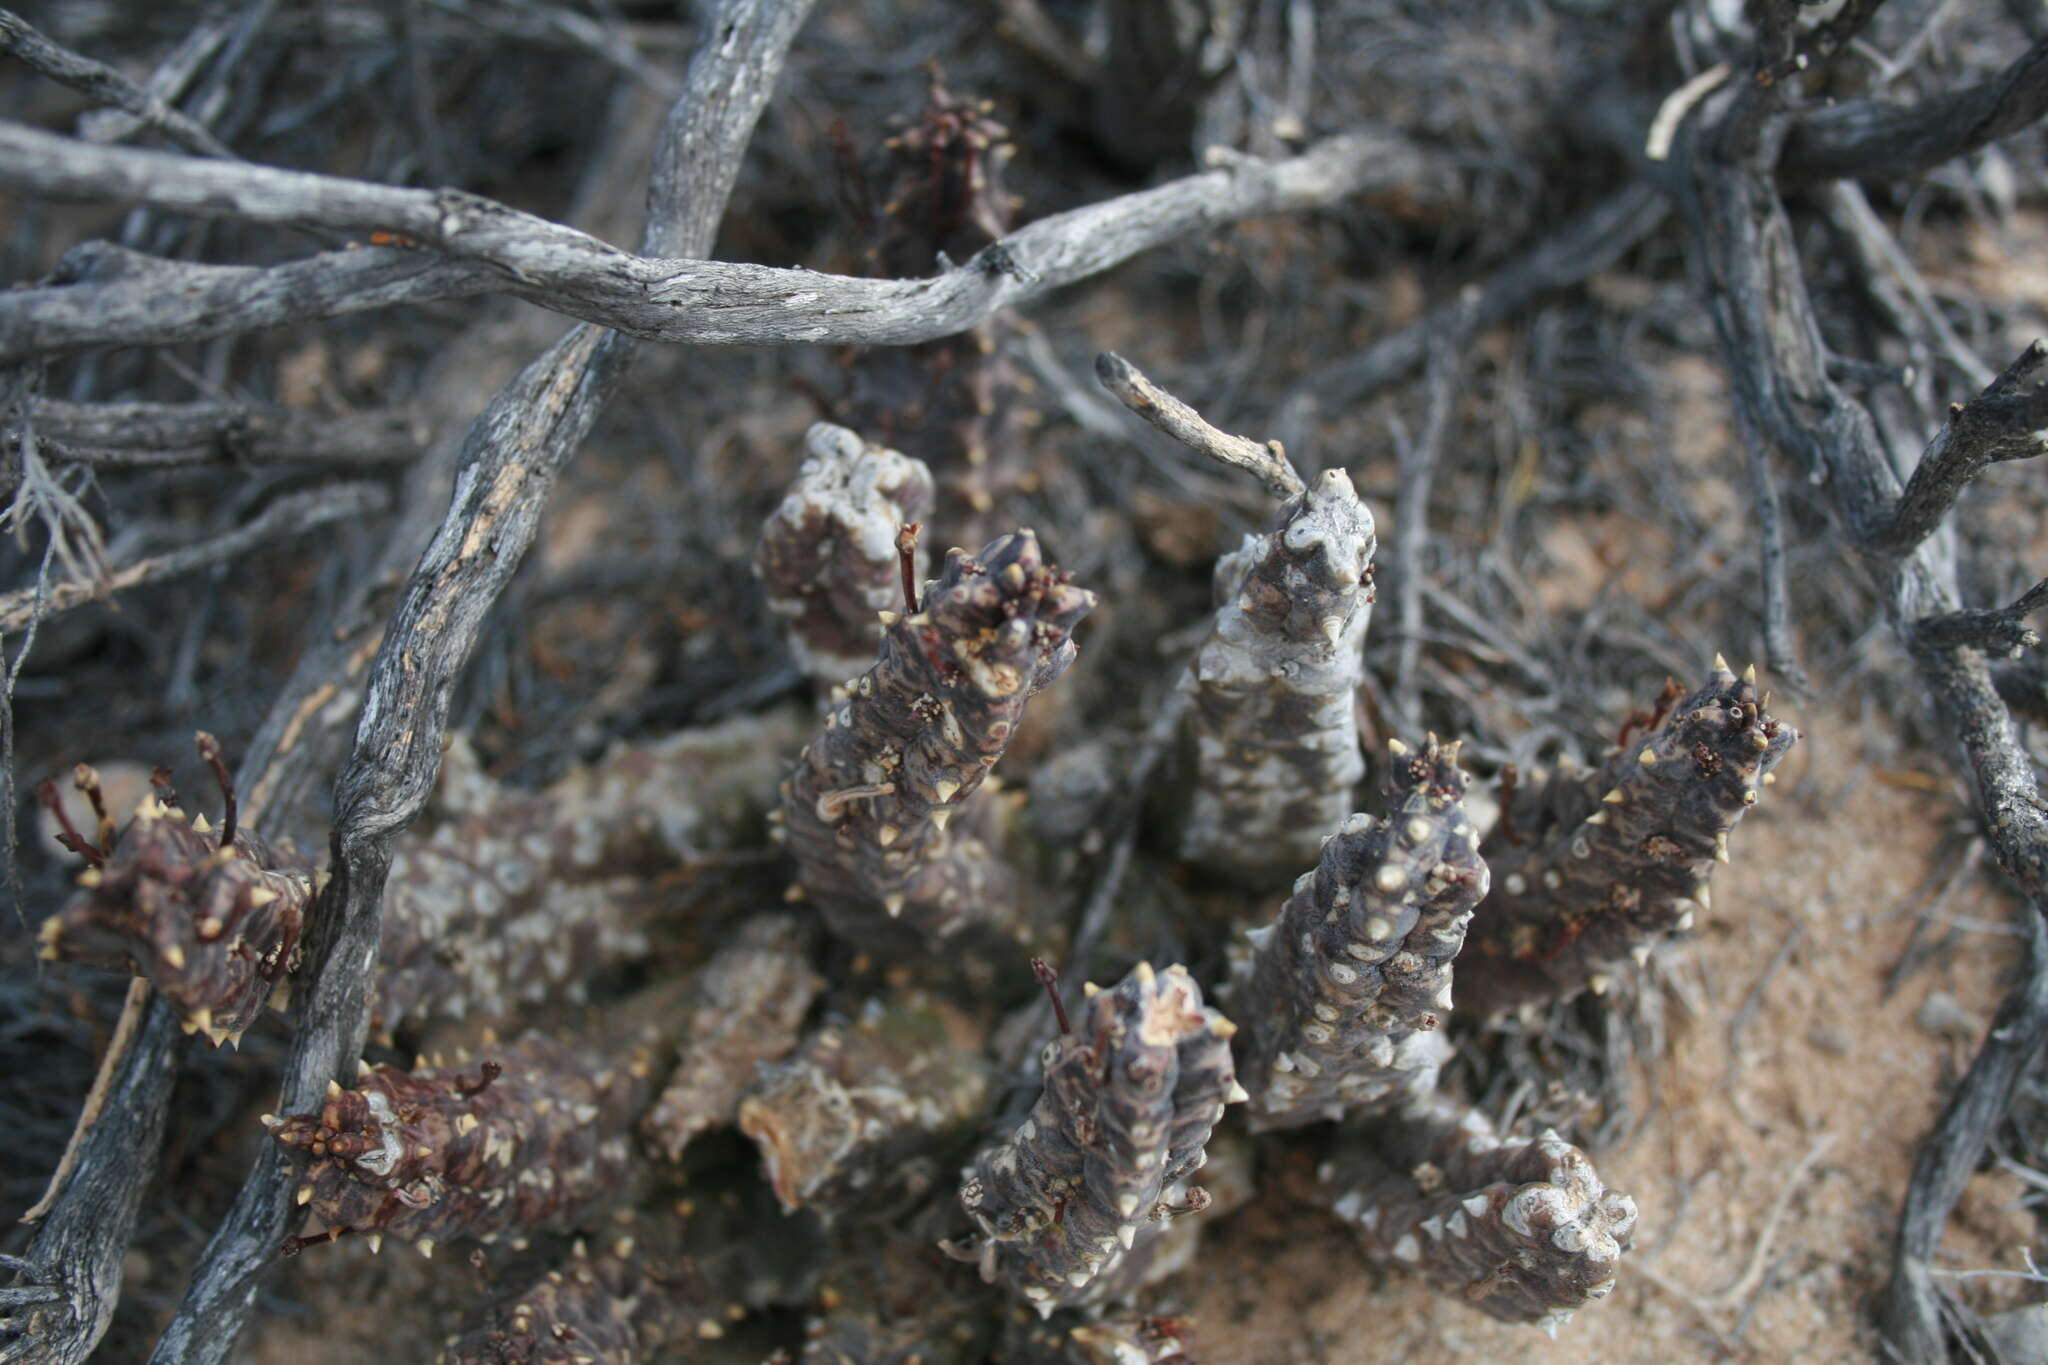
(0, 482, 392, 634)
(1094, 351, 1304, 498)
(0, 11, 236, 159)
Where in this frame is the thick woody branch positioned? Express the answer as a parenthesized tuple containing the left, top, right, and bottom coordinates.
(1781, 33, 2048, 184)
(0, 127, 1447, 361)
(24, 397, 427, 470)
(1912, 578, 2048, 657)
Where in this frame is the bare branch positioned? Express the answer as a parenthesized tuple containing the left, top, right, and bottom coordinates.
(0, 483, 392, 634)
(1913, 579, 2048, 657)
(1094, 351, 1304, 499)
(0, 127, 1448, 361)
(1873, 340, 2048, 559)
(1782, 33, 2048, 183)
(0, 11, 236, 159)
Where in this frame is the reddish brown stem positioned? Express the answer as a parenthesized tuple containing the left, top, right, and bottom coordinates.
(454, 1059, 501, 1100)
(37, 779, 104, 866)
(1032, 956, 1070, 1035)
(896, 521, 922, 612)
(280, 1225, 352, 1258)
(194, 731, 236, 849)
(1497, 763, 1523, 847)
(1616, 677, 1684, 748)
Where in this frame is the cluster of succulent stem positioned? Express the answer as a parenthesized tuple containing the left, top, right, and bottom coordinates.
(739, 991, 990, 1220)
(38, 737, 317, 1047)
(39, 715, 795, 1046)
(845, 72, 1035, 546)
(755, 422, 935, 699)
(1325, 1096, 1639, 1331)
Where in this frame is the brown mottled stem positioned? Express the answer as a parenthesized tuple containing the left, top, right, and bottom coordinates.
(955, 962, 1242, 1315)
(1461, 663, 1798, 1016)
(1095, 351, 1304, 499)
(1031, 956, 1070, 1036)
(781, 529, 1095, 946)
(1233, 736, 1487, 1130)
(897, 521, 923, 613)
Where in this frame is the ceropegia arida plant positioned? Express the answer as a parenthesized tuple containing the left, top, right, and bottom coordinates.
(777, 526, 1096, 947)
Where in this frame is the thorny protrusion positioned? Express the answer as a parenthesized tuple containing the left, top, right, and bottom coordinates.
(738, 993, 989, 1222)
(1324, 1098, 1637, 1330)
(373, 711, 799, 1036)
(756, 423, 935, 699)
(643, 914, 822, 1163)
(39, 785, 317, 1047)
(268, 1032, 658, 1249)
(1232, 736, 1488, 1130)
(1002, 1313, 1198, 1364)
(1179, 468, 1376, 883)
(952, 962, 1242, 1315)
(846, 73, 1035, 546)
(435, 1219, 711, 1364)
(1461, 662, 1799, 1016)
(780, 529, 1096, 945)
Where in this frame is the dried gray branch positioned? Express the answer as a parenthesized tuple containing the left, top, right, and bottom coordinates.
(1094, 350, 1303, 499)
(0, 125, 1448, 360)
(23, 397, 425, 470)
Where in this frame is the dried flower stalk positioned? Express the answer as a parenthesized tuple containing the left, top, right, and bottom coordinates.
(738, 993, 989, 1221)
(1180, 468, 1376, 882)
(269, 1032, 658, 1252)
(643, 913, 822, 1163)
(954, 962, 1242, 1315)
(1326, 1099, 1638, 1332)
(39, 748, 318, 1047)
(1233, 735, 1488, 1130)
(779, 529, 1096, 944)
(756, 422, 935, 697)
(847, 74, 1033, 546)
(1460, 661, 1798, 1016)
